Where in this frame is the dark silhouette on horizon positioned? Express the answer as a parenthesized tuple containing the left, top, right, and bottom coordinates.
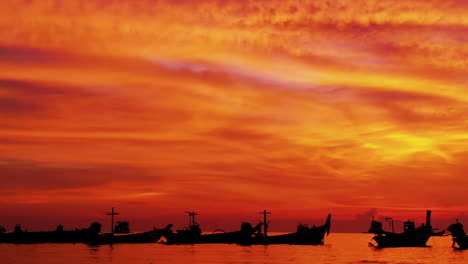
(0, 208, 331, 245)
(0, 208, 170, 245)
(0, 221, 102, 244)
(96, 207, 170, 245)
(368, 210, 436, 248)
(162, 210, 331, 245)
(251, 210, 331, 245)
(448, 219, 468, 250)
(162, 211, 261, 245)
(0, 207, 331, 245)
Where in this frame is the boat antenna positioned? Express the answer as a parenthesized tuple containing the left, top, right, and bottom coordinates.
(259, 210, 271, 237)
(185, 211, 198, 227)
(106, 207, 120, 235)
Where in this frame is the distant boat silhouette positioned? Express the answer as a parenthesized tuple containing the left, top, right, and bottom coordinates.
(0, 208, 171, 244)
(163, 211, 331, 245)
(368, 210, 433, 248)
(162, 211, 262, 245)
(447, 220, 468, 250)
(91, 207, 171, 244)
(92, 224, 172, 245)
(0, 223, 171, 245)
(0, 222, 102, 244)
(250, 211, 331, 245)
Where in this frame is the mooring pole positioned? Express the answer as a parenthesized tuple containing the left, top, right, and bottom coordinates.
(259, 210, 271, 237)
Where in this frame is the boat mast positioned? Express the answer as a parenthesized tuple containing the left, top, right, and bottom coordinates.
(185, 211, 197, 227)
(106, 207, 119, 234)
(259, 210, 271, 237)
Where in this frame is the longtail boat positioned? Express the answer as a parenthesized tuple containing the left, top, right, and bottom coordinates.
(92, 207, 171, 244)
(0, 222, 102, 244)
(368, 210, 433, 248)
(163, 211, 331, 245)
(0, 207, 171, 244)
(250, 210, 331, 245)
(447, 220, 468, 250)
(162, 211, 262, 245)
(93, 224, 172, 244)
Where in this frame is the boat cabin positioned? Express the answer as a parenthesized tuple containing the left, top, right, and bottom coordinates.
(404, 221, 416, 232)
(114, 221, 131, 233)
(14, 224, 23, 233)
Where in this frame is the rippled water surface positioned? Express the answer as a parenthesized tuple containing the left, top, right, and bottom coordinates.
(0, 233, 465, 264)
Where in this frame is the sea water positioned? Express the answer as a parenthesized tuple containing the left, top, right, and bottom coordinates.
(0, 233, 465, 264)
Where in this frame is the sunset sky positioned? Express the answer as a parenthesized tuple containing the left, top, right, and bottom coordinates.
(1, 0, 468, 232)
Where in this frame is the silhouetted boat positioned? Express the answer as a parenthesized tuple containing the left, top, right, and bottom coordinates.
(162, 212, 262, 245)
(368, 210, 433, 248)
(250, 211, 331, 245)
(0, 223, 171, 244)
(0, 222, 102, 244)
(91, 207, 172, 244)
(0, 208, 172, 244)
(92, 224, 172, 245)
(163, 211, 331, 245)
(447, 220, 468, 250)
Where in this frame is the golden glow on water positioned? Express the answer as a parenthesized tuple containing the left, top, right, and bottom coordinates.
(0, 234, 465, 264)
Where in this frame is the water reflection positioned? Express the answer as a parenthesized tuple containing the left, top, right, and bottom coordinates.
(86, 244, 100, 260)
(85, 244, 114, 263)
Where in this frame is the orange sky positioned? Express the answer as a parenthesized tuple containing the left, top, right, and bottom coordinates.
(1, 0, 468, 232)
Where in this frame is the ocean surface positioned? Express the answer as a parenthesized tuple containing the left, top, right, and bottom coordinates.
(0, 233, 465, 264)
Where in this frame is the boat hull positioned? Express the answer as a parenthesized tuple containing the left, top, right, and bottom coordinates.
(164, 230, 256, 245)
(93, 230, 164, 244)
(164, 215, 331, 246)
(165, 226, 327, 245)
(372, 232, 431, 248)
(252, 224, 328, 245)
(452, 237, 468, 250)
(0, 231, 99, 244)
(0, 225, 171, 244)
(163, 221, 262, 245)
